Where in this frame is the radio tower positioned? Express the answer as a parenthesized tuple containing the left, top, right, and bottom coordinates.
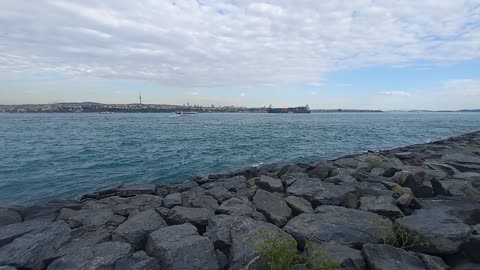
(139, 92, 142, 105)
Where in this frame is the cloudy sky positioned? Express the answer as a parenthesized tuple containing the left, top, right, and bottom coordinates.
(1, 0, 480, 110)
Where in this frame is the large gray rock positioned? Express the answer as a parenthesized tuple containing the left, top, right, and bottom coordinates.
(112, 209, 167, 250)
(222, 176, 247, 192)
(206, 186, 233, 202)
(114, 251, 161, 270)
(305, 242, 365, 270)
(145, 223, 217, 270)
(205, 215, 246, 249)
(0, 219, 52, 247)
(285, 196, 313, 216)
(284, 205, 391, 248)
(0, 221, 71, 270)
(0, 266, 16, 270)
(362, 244, 426, 270)
(443, 181, 480, 201)
(0, 209, 22, 226)
(229, 217, 294, 270)
(359, 195, 404, 219)
(397, 206, 472, 254)
(16, 202, 66, 221)
(216, 197, 255, 217)
(287, 178, 357, 207)
(47, 241, 133, 270)
(166, 206, 214, 232)
(117, 184, 157, 197)
(253, 189, 292, 227)
(163, 192, 182, 208)
(256, 175, 284, 193)
(463, 235, 480, 263)
(441, 153, 480, 164)
(324, 174, 357, 184)
(181, 187, 219, 210)
(57, 208, 126, 230)
(415, 253, 449, 270)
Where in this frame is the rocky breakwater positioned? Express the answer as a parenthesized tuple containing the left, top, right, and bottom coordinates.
(1, 131, 480, 270)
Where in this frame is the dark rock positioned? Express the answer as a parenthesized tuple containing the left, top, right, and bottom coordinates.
(216, 197, 255, 217)
(371, 167, 386, 176)
(251, 210, 268, 222)
(324, 174, 357, 184)
(234, 186, 259, 200)
(277, 164, 304, 177)
(252, 189, 292, 227)
(306, 162, 333, 179)
(443, 181, 480, 201)
(47, 241, 133, 270)
(415, 253, 450, 270)
(285, 196, 313, 216)
(117, 184, 157, 197)
(223, 176, 247, 192)
(0, 266, 16, 270)
(441, 153, 480, 164)
(0, 209, 22, 226)
(0, 221, 71, 270)
(215, 249, 228, 270)
(334, 157, 359, 168)
(424, 161, 460, 176)
(359, 195, 404, 218)
(281, 172, 310, 186)
(163, 192, 182, 208)
(57, 208, 126, 230)
(156, 207, 171, 218)
(462, 235, 480, 263)
(397, 206, 472, 254)
(112, 209, 167, 250)
(362, 244, 426, 270)
(114, 251, 161, 270)
(145, 223, 217, 270)
(305, 242, 365, 270)
(166, 206, 214, 232)
(431, 178, 449, 196)
(167, 180, 200, 193)
(342, 181, 394, 197)
(16, 202, 65, 221)
(206, 186, 233, 202)
(384, 167, 402, 177)
(284, 205, 391, 248)
(205, 215, 245, 249)
(256, 175, 284, 193)
(287, 178, 357, 207)
(394, 152, 428, 160)
(182, 187, 219, 210)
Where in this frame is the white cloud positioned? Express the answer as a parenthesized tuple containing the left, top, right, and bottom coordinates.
(378, 91, 412, 97)
(0, 0, 479, 88)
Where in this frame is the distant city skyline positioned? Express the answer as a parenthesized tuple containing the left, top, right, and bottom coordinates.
(1, 1, 480, 110)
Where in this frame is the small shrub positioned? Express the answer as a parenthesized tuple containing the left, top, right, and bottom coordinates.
(365, 154, 382, 168)
(304, 242, 341, 270)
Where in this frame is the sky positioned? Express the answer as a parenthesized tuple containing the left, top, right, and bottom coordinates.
(1, 0, 480, 110)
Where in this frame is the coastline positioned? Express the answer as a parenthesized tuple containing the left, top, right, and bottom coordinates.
(1, 131, 480, 269)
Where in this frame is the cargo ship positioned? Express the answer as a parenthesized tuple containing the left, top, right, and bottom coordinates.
(266, 105, 311, 113)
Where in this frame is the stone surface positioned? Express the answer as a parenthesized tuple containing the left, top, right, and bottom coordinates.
(205, 215, 245, 249)
(397, 206, 472, 254)
(181, 187, 219, 210)
(0, 209, 22, 226)
(166, 206, 214, 232)
(163, 192, 182, 208)
(57, 208, 126, 230)
(112, 209, 166, 250)
(145, 223, 218, 270)
(114, 251, 161, 270)
(216, 197, 255, 217)
(206, 186, 233, 202)
(462, 235, 480, 263)
(362, 244, 426, 270)
(252, 189, 292, 227)
(285, 195, 313, 216)
(305, 242, 365, 270)
(256, 175, 284, 192)
(48, 241, 133, 270)
(359, 195, 404, 218)
(117, 184, 157, 197)
(415, 253, 450, 270)
(287, 178, 357, 207)
(284, 205, 391, 248)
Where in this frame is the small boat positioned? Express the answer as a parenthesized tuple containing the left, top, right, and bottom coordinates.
(175, 111, 198, 116)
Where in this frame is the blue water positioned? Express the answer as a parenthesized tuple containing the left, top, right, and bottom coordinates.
(1, 112, 479, 204)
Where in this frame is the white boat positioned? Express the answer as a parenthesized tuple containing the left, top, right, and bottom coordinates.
(175, 111, 198, 116)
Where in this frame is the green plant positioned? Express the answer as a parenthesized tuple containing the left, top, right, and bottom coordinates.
(304, 243, 341, 270)
(365, 154, 382, 168)
(368, 215, 432, 250)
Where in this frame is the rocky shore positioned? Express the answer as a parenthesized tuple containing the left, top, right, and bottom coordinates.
(1, 131, 480, 270)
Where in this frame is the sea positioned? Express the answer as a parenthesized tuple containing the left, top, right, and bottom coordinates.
(1, 112, 479, 204)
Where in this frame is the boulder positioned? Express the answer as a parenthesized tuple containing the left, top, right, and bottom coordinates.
(397, 206, 472, 254)
(57, 208, 126, 230)
(285, 196, 313, 216)
(256, 175, 284, 193)
(415, 253, 450, 270)
(362, 244, 426, 270)
(205, 215, 245, 249)
(0, 209, 22, 226)
(114, 251, 161, 270)
(47, 241, 133, 270)
(222, 176, 247, 192)
(287, 178, 357, 207)
(443, 181, 480, 201)
(145, 223, 217, 270)
(253, 189, 292, 227)
(324, 174, 357, 184)
(215, 249, 228, 270)
(305, 242, 365, 270)
(182, 187, 219, 210)
(462, 235, 480, 263)
(371, 167, 386, 176)
(284, 205, 391, 248)
(359, 195, 404, 219)
(117, 184, 157, 197)
(163, 193, 182, 208)
(166, 206, 214, 232)
(342, 182, 394, 197)
(216, 197, 255, 217)
(0, 266, 16, 270)
(206, 186, 233, 202)
(112, 209, 167, 250)
(281, 172, 310, 186)
(0, 221, 71, 270)
(16, 202, 65, 221)
(441, 153, 480, 164)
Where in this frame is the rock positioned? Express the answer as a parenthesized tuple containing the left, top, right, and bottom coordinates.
(48, 241, 133, 270)
(384, 167, 402, 177)
(112, 209, 167, 250)
(324, 174, 357, 184)
(334, 157, 359, 168)
(57, 208, 126, 230)
(393, 171, 433, 197)
(163, 193, 182, 208)
(0, 221, 71, 270)
(281, 172, 310, 186)
(342, 182, 394, 197)
(215, 249, 228, 270)
(0, 209, 22, 226)
(256, 175, 284, 193)
(305, 242, 365, 270)
(394, 152, 427, 160)
(430, 178, 449, 196)
(284, 205, 391, 248)
(206, 186, 233, 202)
(166, 206, 214, 232)
(277, 164, 304, 177)
(415, 253, 450, 270)
(359, 195, 404, 219)
(234, 186, 259, 200)
(0, 219, 59, 246)
(371, 167, 386, 176)
(287, 178, 357, 207)
(229, 217, 295, 269)
(182, 187, 219, 210)
(285, 196, 313, 216)
(443, 181, 480, 201)
(362, 244, 426, 270)
(396, 193, 415, 211)
(463, 235, 480, 263)
(251, 210, 268, 222)
(223, 176, 247, 192)
(205, 215, 245, 249)
(16, 202, 65, 221)
(0, 266, 16, 270)
(114, 251, 161, 270)
(306, 163, 333, 179)
(145, 223, 217, 270)
(252, 189, 292, 227)
(441, 153, 480, 164)
(117, 184, 157, 197)
(216, 197, 255, 217)
(397, 206, 472, 254)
